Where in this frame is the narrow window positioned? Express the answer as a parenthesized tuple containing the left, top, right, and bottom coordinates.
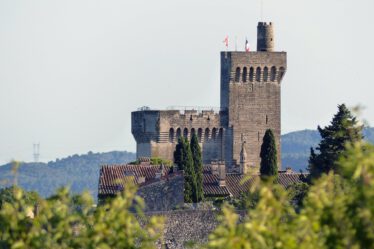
(266, 115, 268, 124)
(169, 128, 174, 143)
(219, 128, 223, 141)
(263, 67, 269, 82)
(183, 128, 188, 138)
(278, 67, 285, 82)
(270, 66, 276, 81)
(256, 67, 261, 82)
(235, 67, 241, 82)
(258, 132, 260, 142)
(242, 67, 247, 82)
(176, 128, 181, 139)
(191, 128, 196, 139)
(205, 128, 210, 141)
(212, 128, 217, 140)
(249, 67, 254, 82)
(198, 128, 203, 143)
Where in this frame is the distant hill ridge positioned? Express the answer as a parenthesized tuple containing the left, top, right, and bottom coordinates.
(0, 151, 135, 200)
(281, 127, 374, 171)
(1, 127, 373, 199)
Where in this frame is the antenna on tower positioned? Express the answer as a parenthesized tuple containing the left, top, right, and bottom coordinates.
(33, 143, 40, 162)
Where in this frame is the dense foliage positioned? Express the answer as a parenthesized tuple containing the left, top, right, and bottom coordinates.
(0, 183, 163, 249)
(0, 186, 40, 209)
(206, 141, 374, 249)
(129, 157, 173, 167)
(190, 134, 204, 202)
(260, 129, 278, 177)
(308, 104, 363, 179)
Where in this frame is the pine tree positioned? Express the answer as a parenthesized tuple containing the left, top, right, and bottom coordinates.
(308, 104, 363, 179)
(260, 129, 278, 177)
(190, 133, 204, 202)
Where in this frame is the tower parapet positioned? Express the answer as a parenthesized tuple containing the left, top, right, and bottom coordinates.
(257, 22, 274, 52)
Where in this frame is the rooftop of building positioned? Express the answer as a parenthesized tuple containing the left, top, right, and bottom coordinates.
(98, 163, 308, 199)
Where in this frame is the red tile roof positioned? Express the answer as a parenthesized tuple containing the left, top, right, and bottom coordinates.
(98, 164, 169, 196)
(98, 164, 308, 198)
(203, 173, 308, 198)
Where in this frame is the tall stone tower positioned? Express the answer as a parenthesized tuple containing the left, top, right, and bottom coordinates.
(220, 22, 287, 172)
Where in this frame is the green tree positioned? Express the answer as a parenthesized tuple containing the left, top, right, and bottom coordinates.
(260, 129, 278, 177)
(173, 137, 185, 170)
(287, 182, 309, 211)
(0, 186, 40, 210)
(190, 133, 204, 202)
(181, 138, 197, 203)
(308, 104, 363, 179)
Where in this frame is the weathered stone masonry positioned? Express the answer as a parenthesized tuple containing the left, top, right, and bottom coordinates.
(132, 22, 287, 172)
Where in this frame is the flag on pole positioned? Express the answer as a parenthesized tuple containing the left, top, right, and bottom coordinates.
(245, 39, 250, 52)
(223, 35, 229, 48)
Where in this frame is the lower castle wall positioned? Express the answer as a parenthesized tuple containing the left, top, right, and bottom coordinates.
(141, 210, 246, 249)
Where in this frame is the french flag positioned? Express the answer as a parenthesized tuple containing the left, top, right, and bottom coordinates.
(223, 35, 228, 48)
(245, 39, 250, 52)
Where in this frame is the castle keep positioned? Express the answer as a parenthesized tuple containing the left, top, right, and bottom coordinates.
(132, 22, 287, 171)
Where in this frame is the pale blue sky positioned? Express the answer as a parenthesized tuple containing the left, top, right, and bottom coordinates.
(0, 0, 373, 163)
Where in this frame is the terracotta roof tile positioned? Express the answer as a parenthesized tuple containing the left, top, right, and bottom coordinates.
(203, 174, 230, 197)
(99, 164, 309, 199)
(98, 164, 169, 196)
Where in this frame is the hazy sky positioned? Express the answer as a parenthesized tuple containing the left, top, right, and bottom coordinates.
(1, 0, 373, 164)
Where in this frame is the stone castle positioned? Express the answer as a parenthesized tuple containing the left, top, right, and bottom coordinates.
(131, 22, 287, 172)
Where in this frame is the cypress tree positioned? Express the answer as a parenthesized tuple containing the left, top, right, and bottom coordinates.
(190, 133, 204, 202)
(180, 137, 197, 203)
(173, 137, 185, 170)
(260, 129, 278, 177)
(308, 104, 363, 179)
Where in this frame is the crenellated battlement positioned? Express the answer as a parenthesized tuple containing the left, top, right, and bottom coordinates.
(258, 21, 273, 26)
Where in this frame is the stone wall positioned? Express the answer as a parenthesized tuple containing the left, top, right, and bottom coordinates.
(132, 110, 227, 164)
(141, 209, 246, 249)
(137, 174, 184, 212)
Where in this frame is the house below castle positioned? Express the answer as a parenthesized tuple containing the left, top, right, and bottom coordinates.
(98, 159, 308, 210)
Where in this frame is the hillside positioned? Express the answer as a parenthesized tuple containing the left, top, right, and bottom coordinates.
(281, 127, 374, 171)
(1, 127, 373, 199)
(0, 151, 135, 200)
